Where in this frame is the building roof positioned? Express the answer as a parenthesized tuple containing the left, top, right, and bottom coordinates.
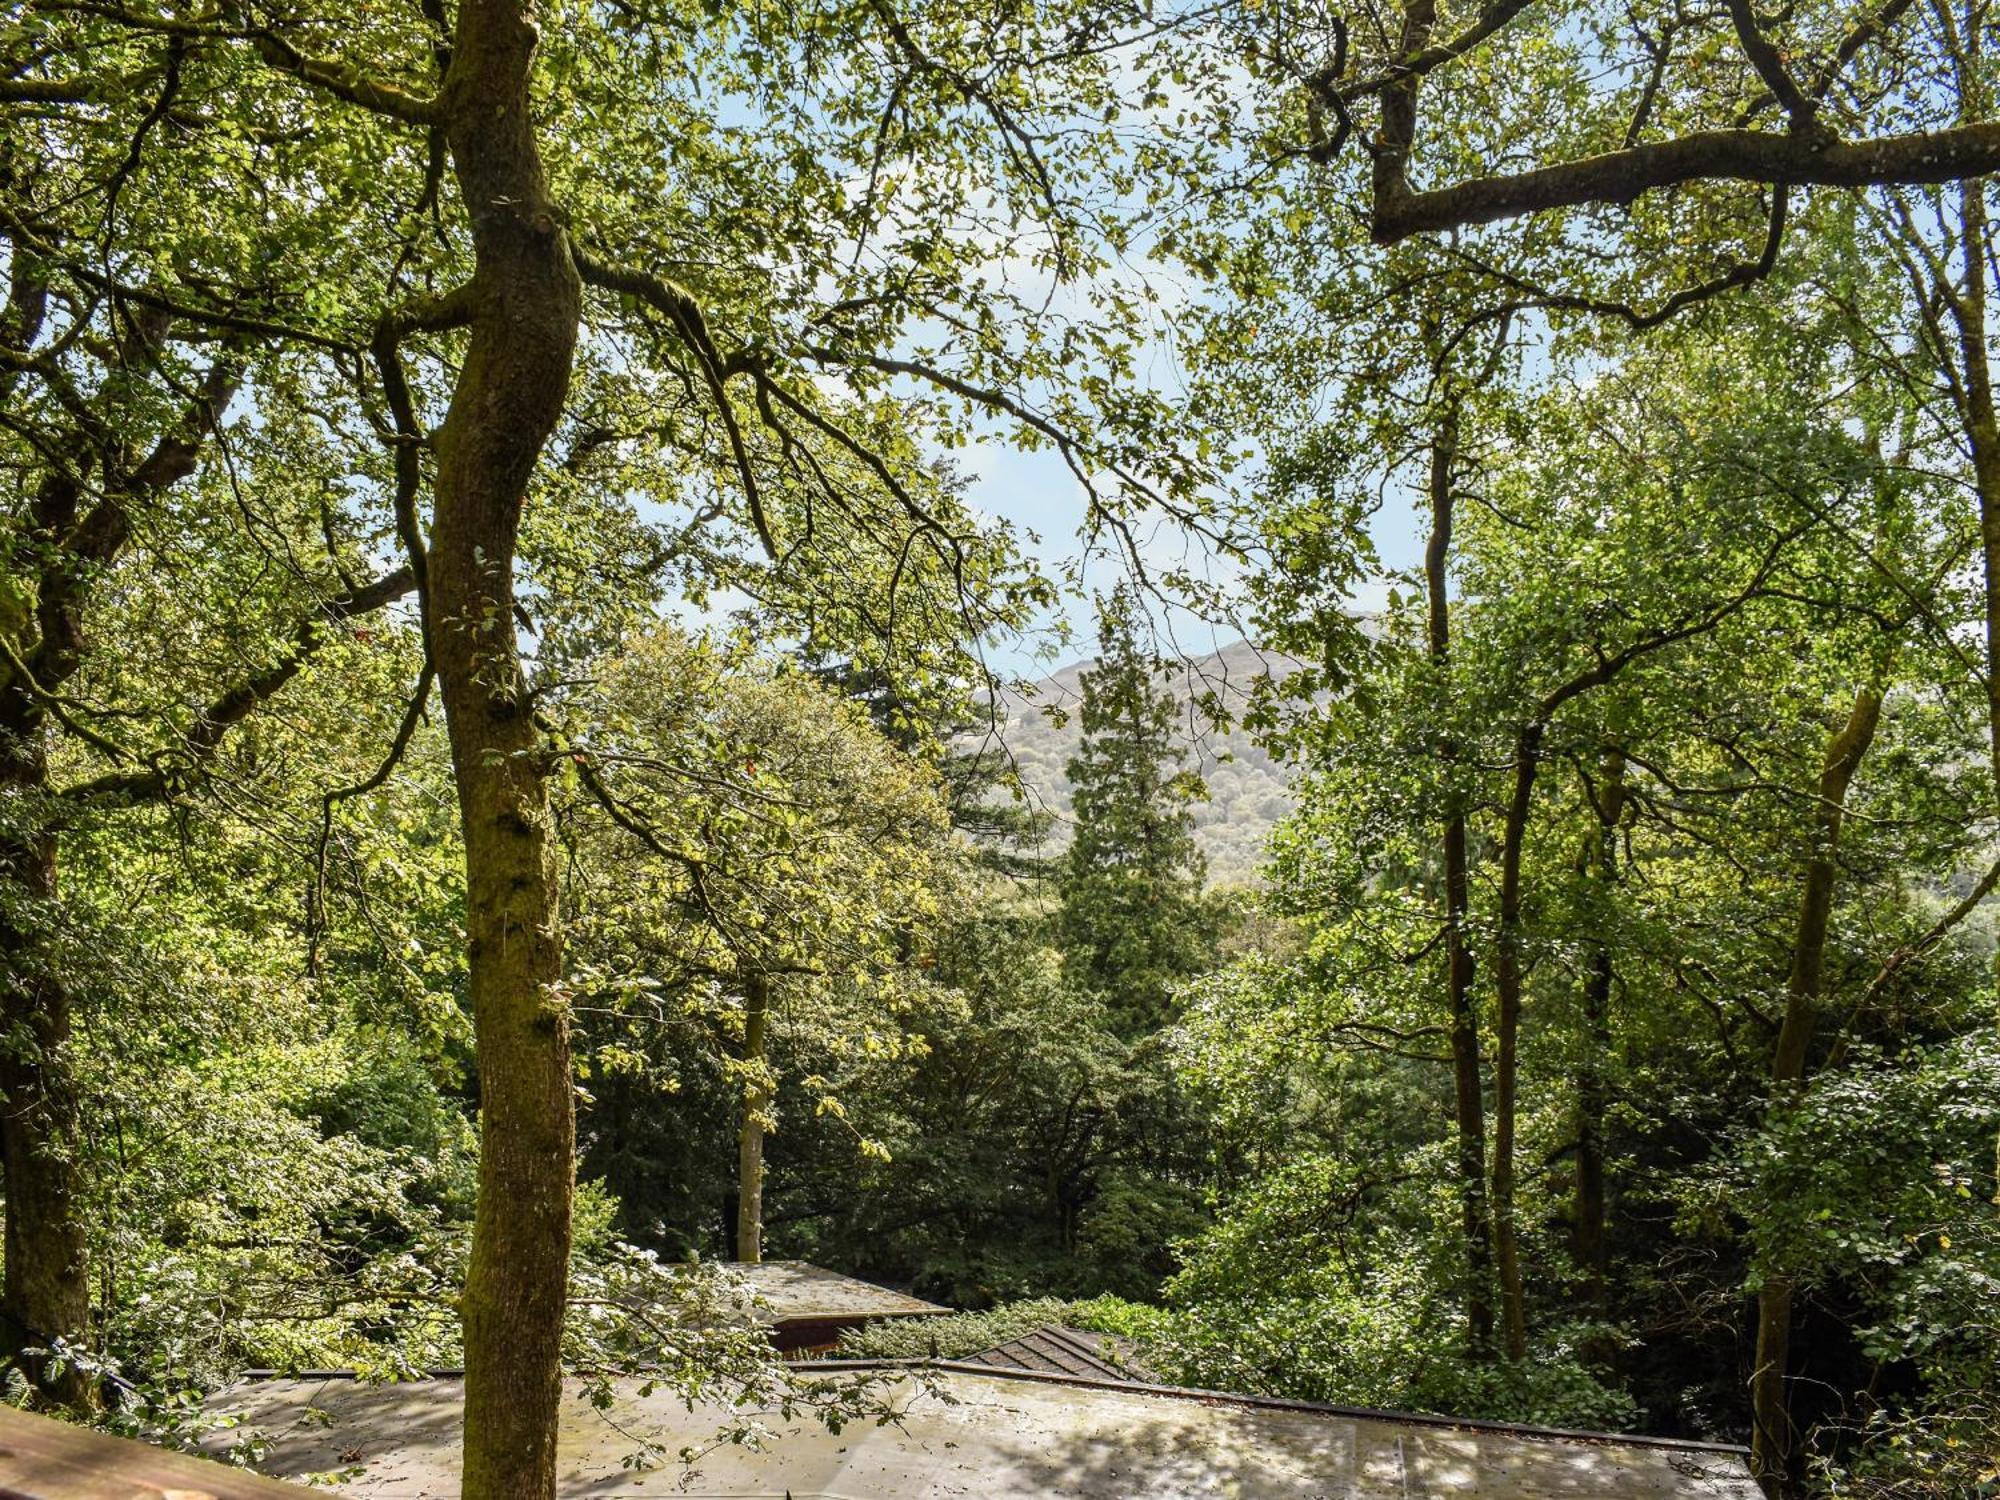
(961, 1324, 1148, 1383)
(210, 1364, 1762, 1498)
(734, 1260, 949, 1325)
(0, 1399, 315, 1500)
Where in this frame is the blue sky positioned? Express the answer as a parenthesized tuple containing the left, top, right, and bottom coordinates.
(959, 420, 1425, 680)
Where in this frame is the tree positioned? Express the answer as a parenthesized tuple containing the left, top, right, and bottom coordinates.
(1236, 0, 2000, 246)
(768, 881, 1212, 1303)
(0, 295, 412, 1404)
(18, 7, 2000, 1497)
(8, 0, 1229, 1487)
(808, 655, 1057, 883)
(1176, 229, 1997, 1481)
(1057, 587, 1215, 1036)
(566, 628, 957, 1266)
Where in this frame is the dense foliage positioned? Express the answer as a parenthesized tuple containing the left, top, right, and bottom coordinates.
(7, 0, 2000, 1497)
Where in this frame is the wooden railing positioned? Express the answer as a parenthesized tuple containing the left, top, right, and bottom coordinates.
(0, 1404, 311, 1500)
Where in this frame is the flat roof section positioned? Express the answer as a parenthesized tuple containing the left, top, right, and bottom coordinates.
(733, 1261, 949, 1325)
(210, 1366, 1762, 1498)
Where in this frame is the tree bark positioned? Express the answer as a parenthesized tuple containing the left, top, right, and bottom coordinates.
(430, 5, 581, 1498)
(1941, 173, 2000, 1228)
(1372, 119, 2000, 243)
(0, 367, 226, 1404)
(1572, 742, 1626, 1304)
(1945, 176, 2000, 810)
(735, 973, 770, 1264)
(0, 735, 93, 1410)
(1490, 717, 1543, 1363)
(1422, 407, 1496, 1355)
(0, 470, 92, 1409)
(1749, 684, 1883, 1495)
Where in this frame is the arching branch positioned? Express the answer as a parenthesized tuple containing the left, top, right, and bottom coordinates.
(59, 563, 416, 806)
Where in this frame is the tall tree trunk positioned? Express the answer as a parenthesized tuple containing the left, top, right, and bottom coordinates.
(1484, 611, 1724, 1365)
(1572, 741, 1626, 1304)
(431, 6, 581, 1498)
(0, 728, 93, 1410)
(1946, 175, 2000, 1217)
(0, 465, 102, 1410)
(1423, 407, 1495, 1354)
(1749, 684, 1883, 1496)
(0, 321, 235, 1408)
(1490, 717, 1544, 1363)
(735, 973, 770, 1265)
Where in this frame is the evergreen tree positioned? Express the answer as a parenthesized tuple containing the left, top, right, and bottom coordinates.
(1057, 587, 1212, 1035)
(806, 657, 1055, 881)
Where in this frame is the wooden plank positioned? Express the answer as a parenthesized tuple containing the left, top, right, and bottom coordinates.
(0, 1404, 315, 1500)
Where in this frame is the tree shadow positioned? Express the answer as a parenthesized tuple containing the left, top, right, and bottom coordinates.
(203, 1372, 1762, 1499)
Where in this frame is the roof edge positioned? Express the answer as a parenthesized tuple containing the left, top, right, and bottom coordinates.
(793, 1358, 1755, 1458)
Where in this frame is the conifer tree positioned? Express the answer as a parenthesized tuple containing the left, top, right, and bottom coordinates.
(807, 657, 1054, 880)
(1057, 586, 1211, 1035)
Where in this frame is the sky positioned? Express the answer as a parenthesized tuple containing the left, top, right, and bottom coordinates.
(886, 148, 1428, 682)
(954, 401, 1425, 682)
(682, 33, 1434, 686)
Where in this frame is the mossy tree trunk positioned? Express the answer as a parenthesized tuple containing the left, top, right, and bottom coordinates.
(1749, 684, 1882, 1495)
(1422, 406, 1496, 1355)
(0, 782, 92, 1411)
(430, 4, 582, 1496)
(1571, 741, 1626, 1304)
(0, 355, 234, 1408)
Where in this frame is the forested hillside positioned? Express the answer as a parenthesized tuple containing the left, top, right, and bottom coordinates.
(985, 639, 1301, 883)
(4, 2, 2000, 1499)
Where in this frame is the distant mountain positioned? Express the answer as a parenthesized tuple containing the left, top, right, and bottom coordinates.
(976, 639, 1304, 886)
